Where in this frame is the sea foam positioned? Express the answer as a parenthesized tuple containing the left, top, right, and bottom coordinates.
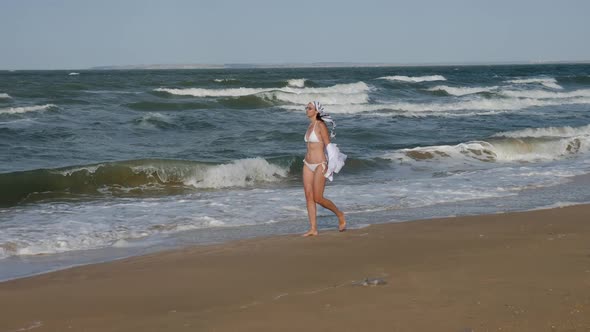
(183, 157, 289, 189)
(505, 77, 563, 89)
(384, 123, 590, 163)
(378, 75, 446, 82)
(282, 95, 590, 116)
(427, 85, 498, 96)
(155, 82, 370, 105)
(0, 104, 56, 115)
(287, 78, 306, 88)
(493, 124, 590, 138)
(498, 88, 590, 99)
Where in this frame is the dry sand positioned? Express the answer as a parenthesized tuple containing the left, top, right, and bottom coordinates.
(1, 205, 589, 332)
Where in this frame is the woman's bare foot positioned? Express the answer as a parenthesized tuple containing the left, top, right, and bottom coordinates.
(337, 211, 346, 232)
(302, 229, 318, 237)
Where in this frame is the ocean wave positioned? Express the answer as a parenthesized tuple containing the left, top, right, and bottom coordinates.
(428, 86, 590, 99)
(493, 124, 590, 138)
(0, 93, 11, 99)
(498, 88, 590, 99)
(378, 75, 446, 83)
(85, 90, 141, 95)
(126, 101, 208, 111)
(505, 77, 563, 89)
(218, 95, 274, 108)
(183, 158, 288, 188)
(214, 78, 238, 82)
(427, 85, 498, 96)
(287, 78, 306, 88)
(0, 104, 56, 115)
(263, 90, 368, 105)
(155, 82, 370, 105)
(282, 96, 590, 115)
(156, 87, 269, 97)
(68, 72, 80, 76)
(557, 75, 590, 85)
(0, 158, 293, 207)
(386, 138, 588, 163)
(132, 112, 177, 129)
(384, 124, 590, 163)
(0, 215, 227, 259)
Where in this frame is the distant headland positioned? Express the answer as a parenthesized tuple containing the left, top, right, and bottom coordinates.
(89, 60, 590, 70)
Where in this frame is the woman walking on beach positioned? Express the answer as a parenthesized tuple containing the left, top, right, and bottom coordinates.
(302, 101, 347, 237)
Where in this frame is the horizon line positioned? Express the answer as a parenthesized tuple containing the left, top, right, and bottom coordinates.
(2, 59, 590, 71)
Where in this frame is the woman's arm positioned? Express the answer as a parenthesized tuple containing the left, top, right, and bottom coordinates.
(318, 122, 331, 146)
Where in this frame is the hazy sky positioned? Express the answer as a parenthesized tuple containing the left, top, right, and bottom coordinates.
(1, 0, 589, 69)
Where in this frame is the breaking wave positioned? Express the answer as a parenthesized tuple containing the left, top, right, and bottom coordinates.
(384, 124, 590, 163)
(214, 78, 238, 83)
(378, 75, 446, 82)
(155, 82, 370, 105)
(0, 158, 292, 207)
(287, 78, 306, 88)
(498, 88, 590, 99)
(493, 124, 590, 138)
(427, 85, 498, 96)
(505, 77, 563, 89)
(0, 104, 56, 115)
(282, 95, 590, 116)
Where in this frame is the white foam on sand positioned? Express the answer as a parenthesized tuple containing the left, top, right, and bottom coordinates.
(525, 201, 588, 212)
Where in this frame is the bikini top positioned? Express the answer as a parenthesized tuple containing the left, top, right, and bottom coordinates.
(304, 121, 321, 143)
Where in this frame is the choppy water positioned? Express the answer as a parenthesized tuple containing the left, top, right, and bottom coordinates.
(2, 64, 590, 280)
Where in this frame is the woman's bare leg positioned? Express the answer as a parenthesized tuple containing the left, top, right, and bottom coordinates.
(313, 167, 346, 231)
(302, 165, 318, 236)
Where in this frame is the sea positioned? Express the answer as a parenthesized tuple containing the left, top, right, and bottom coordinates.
(1, 64, 590, 281)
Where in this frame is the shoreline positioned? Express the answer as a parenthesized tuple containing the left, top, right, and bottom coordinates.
(1, 204, 589, 331)
(1, 196, 587, 284)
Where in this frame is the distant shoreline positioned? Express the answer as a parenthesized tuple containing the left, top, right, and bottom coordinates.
(2, 60, 590, 71)
(88, 60, 590, 70)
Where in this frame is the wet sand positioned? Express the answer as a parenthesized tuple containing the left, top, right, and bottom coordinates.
(1, 204, 589, 332)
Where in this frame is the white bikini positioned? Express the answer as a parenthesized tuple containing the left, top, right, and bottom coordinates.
(303, 121, 327, 173)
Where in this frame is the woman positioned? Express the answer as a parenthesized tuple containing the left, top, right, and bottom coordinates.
(302, 101, 346, 237)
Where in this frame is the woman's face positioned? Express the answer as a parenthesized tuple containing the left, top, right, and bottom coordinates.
(306, 103, 317, 118)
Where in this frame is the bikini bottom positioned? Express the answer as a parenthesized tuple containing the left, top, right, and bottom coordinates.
(303, 159, 327, 173)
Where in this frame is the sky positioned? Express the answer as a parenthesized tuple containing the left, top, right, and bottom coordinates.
(1, 0, 589, 69)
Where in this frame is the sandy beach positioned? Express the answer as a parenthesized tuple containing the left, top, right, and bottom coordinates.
(1, 205, 589, 332)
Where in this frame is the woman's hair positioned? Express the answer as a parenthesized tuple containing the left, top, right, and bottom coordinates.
(315, 112, 324, 122)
